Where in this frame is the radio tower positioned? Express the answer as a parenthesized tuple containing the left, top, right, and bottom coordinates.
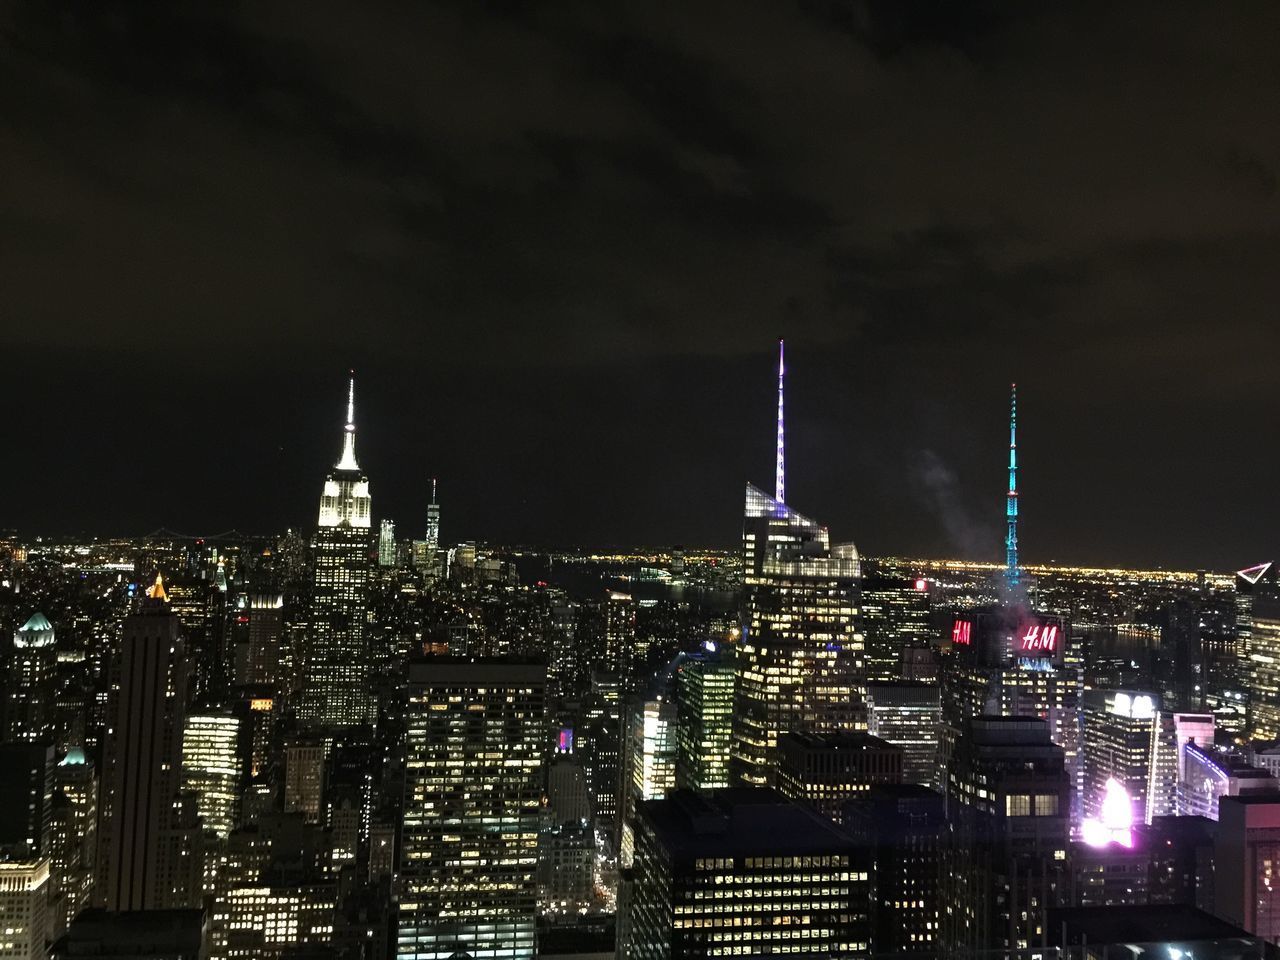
(775, 338, 785, 504)
(1005, 383, 1020, 590)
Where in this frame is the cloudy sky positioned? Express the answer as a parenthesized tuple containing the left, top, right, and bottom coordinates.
(3, 1, 1278, 568)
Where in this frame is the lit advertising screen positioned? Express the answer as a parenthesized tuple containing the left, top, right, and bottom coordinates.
(1012, 616, 1063, 663)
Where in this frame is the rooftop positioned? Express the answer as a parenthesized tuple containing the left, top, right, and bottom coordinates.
(640, 788, 855, 861)
(1049, 905, 1254, 946)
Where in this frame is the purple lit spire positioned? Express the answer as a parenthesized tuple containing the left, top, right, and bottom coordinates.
(775, 338, 785, 504)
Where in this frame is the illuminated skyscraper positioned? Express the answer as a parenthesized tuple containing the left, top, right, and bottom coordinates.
(627, 789, 868, 959)
(0, 860, 50, 960)
(48, 749, 96, 938)
(97, 575, 191, 911)
(425, 477, 440, 549)
(1082, 689, 1160, 824)
(1244, 563, 1280, 742)
(399, 659, 545, 960)
(211, 883, 338, 958)
(620, 694, 678, 865)
(181, 711, 248, 839)
(299, 377, 374, 729)
(6, 611, 58, 741)
(674, 645, 734, 791)
(243, 594, 283, 689)
(866, 681, 943, 790)
(861, 576, 931, 682)
(605, 591, 639, 694)
(732, 341, 863, 786)
(377, 519, 396, 568)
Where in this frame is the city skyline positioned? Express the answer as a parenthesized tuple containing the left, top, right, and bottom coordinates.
(3, 358, 1271, 574)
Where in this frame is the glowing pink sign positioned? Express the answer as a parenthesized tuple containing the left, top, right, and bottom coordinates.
(952, 620, 973, 646)
(1019, 623, 1058, 653)
(1081, 778, 1134, 848)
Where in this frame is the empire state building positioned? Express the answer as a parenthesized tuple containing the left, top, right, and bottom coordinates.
(299, 377, 375, 728)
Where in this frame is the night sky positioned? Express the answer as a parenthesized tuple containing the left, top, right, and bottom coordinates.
(4, 2, 1279, 570)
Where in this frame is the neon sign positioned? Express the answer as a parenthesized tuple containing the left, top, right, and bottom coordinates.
(952, 620, 973, 646)
(1019, 623, 1058, 653)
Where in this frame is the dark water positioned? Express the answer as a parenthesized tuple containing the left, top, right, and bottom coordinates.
(509, 554, 738, 614)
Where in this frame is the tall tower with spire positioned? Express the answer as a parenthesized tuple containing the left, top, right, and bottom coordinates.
(425, 477, 440, 550)
(732, 342, 864, 786)
(1005, 384, 1019, 590)
(299, 375, 375, 729)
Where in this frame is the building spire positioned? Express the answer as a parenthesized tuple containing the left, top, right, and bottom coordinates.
(1005, 383, 1019, 588)
(775, 338, 785, 504)
(336, 373, 360, 471)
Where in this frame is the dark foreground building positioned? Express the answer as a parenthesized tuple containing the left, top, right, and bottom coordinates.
(626, 788, 868, 959)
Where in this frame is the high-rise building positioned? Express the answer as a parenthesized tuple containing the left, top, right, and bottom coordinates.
(97, 574, 191, 912)
(732, 350, 862, 786)
(425, 477, 440, 549)
(942, 717, 1071, 957)
(861, 576, 931, 683)
(48, 748, 97, 938)
(620, 694, 678, 865)
(6, 611, 58, 741)
(399, 658, 545, 960)
(627, 788, 869, 959)
(605, 591, 638, 695)
(1148, 712, 1214, 818)
(1246, 564, 1280, 743)
(0, 741, 54, 858)
(581, 671, 622, 833)
(674, 644, 734, 791)
(0, 859, 50, 960)
(1216, 794, 1280, 943)
(546, 757, 591, 825)
(1156, 600, 1206, 712)
(181, 711, 249, 838)
(776, 730, 903, 824)
(1082, 689, 1160, 824)
(299, 377, 374, 729)
(845, 784, 946, 960)
(210, 882, 337, 958)
(866, 681, 943, 790)
(243, 594, 283, 689)
(283, 739, 326, 825)
(941, 610, 1077, 776)
(377, 519, 396, 568)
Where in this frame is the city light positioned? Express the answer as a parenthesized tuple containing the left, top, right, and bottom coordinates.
(1081, 778, 1135, 848)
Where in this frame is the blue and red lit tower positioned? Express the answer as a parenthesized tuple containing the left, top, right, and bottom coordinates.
(1005, 383, 1019, 589)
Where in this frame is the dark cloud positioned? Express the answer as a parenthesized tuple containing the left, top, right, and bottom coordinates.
(2, 1, 1278, 567)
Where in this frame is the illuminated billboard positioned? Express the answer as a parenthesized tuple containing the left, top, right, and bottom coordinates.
(951, 619, 973, 647)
